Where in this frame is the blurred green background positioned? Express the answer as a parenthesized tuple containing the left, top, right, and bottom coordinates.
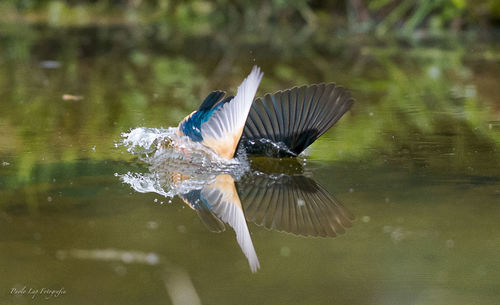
(1, 0, 500, 34)
(1, 1, 500, 304)
(1, 0, 499, 183)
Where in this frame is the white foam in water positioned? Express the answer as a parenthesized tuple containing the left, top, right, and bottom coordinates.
(118, 127, 250, 199)
(120, 172, 170, 197)
(121, 127, 173, 155)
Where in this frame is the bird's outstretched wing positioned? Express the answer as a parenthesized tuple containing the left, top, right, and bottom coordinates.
(200, 66, 264, 159)
(241, 83, 354, 157)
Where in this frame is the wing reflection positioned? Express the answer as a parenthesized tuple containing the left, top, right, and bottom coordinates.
(237, 157, 354, 237)
(179, 174, 260, 272)
(238, 173, 353, 237)
(120, 153, 354, 272)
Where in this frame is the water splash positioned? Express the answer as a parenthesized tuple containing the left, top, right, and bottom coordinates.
(118, 127, 250, 198)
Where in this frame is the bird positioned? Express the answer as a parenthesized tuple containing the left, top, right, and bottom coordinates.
(122, 66, 355, 272)
(178, 65, 354, 159)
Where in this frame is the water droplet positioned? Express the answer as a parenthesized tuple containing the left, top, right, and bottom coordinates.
(280, 246, 291, 257)
(297, 199, 305, 207)
(146, 253, 159, 265)
(147, 221, 158, 229)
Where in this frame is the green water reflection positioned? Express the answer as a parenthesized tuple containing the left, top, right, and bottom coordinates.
(1, 24, 499, 304)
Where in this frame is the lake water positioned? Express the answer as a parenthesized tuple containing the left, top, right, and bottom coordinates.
(1, 24, 499, 304)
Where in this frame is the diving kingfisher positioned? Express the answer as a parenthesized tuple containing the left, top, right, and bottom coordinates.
(178, 66, 354, 159)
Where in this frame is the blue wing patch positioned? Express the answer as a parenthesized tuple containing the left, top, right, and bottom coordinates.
(179, 92, 234, 142)
(181, 189, 211, 210)
(180, 189, 226, 232)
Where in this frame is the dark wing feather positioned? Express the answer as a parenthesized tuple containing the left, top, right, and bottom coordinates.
(198, 90, 226, 110)
(241, 83, 354, 157)
(237, 175, 354, 237)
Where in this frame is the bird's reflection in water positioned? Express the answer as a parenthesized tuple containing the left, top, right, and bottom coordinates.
(121, 145, 353, 272)
(239, 157, 353, 238)
(179, 173, 260, 272)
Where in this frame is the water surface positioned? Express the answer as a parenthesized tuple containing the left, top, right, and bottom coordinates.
(1, 25, 499, 304)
